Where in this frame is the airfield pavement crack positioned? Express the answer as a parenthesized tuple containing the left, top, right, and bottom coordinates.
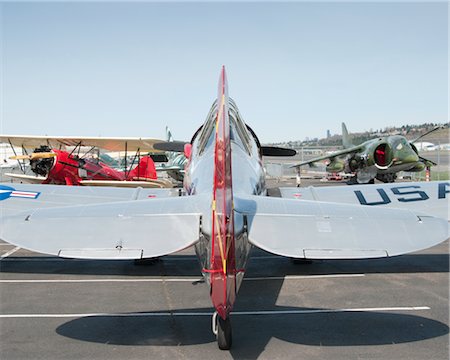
(159, 260, 188, 357)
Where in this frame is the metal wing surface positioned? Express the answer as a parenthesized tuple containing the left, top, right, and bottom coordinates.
(291, 144, 364, 168)
(0, 135, 163, 153)
(279, 181, 449, 221)
(234, 195, 449, 259)
(0, 188, 206, 260)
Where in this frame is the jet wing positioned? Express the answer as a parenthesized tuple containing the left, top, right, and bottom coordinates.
(234, 194, 448, 259)
(0, 185, 206, 260)
(279, 181, 449, 221)
(291, 144, 364, 168)
(0, 135, 164, 153)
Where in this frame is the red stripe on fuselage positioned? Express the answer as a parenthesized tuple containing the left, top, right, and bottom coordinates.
(210, 67, 236, 320)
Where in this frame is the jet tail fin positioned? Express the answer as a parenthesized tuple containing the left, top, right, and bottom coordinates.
(342, 122, 353, 149)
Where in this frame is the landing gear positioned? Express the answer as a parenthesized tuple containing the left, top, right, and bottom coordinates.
(212, 311, 232, 350)
(376, 173, 397, 183)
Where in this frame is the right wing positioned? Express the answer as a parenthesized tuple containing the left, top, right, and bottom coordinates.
(279, 181, 449, 221)
(0, 184, 206, 260)
(235, 195, 448, 259)
(291, 144, 364, 168)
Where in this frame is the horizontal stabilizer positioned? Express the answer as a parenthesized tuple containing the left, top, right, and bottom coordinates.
(261, 146, 296, 157)
(234, 195, 448, 259)
(153, 141, 188, 153)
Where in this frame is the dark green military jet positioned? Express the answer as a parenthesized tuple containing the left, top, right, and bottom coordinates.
(292, 123, 440, 184)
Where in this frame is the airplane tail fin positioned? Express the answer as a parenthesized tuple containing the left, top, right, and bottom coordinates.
(166, 126, 174, 142)
(342, 122, 353, 149)
(210, 66, 236, 319)
(128, 156, 157, 180)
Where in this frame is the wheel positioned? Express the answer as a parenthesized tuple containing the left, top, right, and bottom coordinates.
(217, 315, 232, 350)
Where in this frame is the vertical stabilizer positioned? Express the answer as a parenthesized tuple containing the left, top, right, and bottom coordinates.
(342, 122, 353, 149)
(210, 66, 236, 320)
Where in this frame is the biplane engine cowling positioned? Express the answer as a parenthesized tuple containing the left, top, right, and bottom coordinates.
(30, 146, 55, 177)
(326, 159, 345, 173)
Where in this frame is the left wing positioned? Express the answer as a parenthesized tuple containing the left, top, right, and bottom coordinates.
(234, 194, 448, 259)
(0, 186, 206, 259)
(0, 135, 164, 153)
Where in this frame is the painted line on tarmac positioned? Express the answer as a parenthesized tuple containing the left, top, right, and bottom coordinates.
(0, 306, 431, 318)
(0, 247, 20, 260)
(0, 274, 365, 283)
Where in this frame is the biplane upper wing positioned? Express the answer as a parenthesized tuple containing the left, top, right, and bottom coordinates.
(235, 193, 449, 259)
(0, 135, 164, 153)
(0, 183, 204, 259)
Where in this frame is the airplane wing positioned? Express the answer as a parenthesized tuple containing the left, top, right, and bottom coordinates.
(0, 135, 164, 153)
(279, 181, 449, 221)
(291, 144, 364, 168)
(79, 179, 173, 188)
(3, 173, 48, 184)
(0, 183, 181, 216)
(235, 194, 448, 259)
(0, 184, 204, 260)
(418, 155, 437, 166)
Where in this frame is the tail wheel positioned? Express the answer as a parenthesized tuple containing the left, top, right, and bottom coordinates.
(217, 315, 232, 350)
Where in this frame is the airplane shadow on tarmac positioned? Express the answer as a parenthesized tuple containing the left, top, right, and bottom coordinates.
(1, 251, 449, 277)
(55, 282, 449, 360)
(55, 307, 449, 347)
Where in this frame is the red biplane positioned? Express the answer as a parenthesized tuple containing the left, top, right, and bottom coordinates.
(0, 137, 172, 188)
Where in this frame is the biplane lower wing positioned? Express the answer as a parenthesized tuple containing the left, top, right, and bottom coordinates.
(4, 173, 48, 184)
(235, 195, 449, 259)
(79, 179, 173, 188)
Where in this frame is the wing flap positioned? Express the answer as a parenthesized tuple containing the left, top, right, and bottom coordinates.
(234, 195, 448, 259)
(59, 249, 143, 259)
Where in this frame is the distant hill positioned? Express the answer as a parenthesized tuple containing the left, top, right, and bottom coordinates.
(269, 123, 449, 148)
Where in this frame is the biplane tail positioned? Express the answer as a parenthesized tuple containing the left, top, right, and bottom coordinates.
(128, 156, 157, 180)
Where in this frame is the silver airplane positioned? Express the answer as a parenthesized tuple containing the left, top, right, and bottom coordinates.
(0, 67, 448, 350)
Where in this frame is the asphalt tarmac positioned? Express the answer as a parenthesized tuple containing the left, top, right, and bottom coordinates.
(0, 180, 448, 360)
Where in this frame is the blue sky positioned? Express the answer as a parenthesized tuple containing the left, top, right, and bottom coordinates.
(1, 1, 448, 143)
